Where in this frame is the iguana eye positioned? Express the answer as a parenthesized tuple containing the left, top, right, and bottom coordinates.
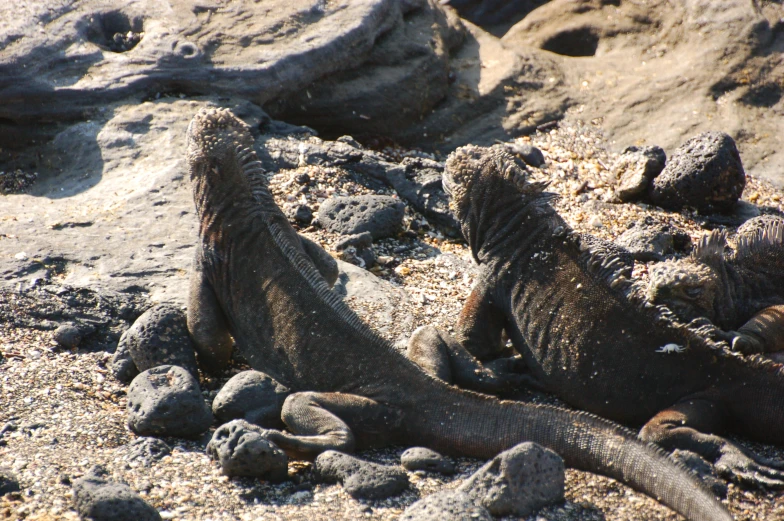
(684, 287, 703, 299)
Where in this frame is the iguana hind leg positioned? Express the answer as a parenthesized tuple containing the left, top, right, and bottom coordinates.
(640, 392, 784, 489)
(407, 325, 542, 394)
(262, 392, 402, 460)
(187, 247, 233, 373)
(730, 305, 784, 361)
(299, 235, 339, 287)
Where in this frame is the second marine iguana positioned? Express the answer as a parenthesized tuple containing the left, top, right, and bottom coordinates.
(408, 144, 784, 491)
(184, 107, 730, 521)
(646, 216, 784, 356)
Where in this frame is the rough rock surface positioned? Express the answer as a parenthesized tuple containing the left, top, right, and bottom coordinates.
(457, 442, 565, 517)
(314, 451, 409, 500)
(0, 467, 20, 495)
(110, 341, 139, 384)
(212, 371, 291, 429)
(126, 365, 213, 438)
(116, 437, 172, 467)
(612, 146, 666, 202)
(335, 232, 377, 269)
(72, 466, 161, 521)
(504, 142, 546, 168)
(206, 420, 288, 481)
(52, 324, 83, 349)
(318, 195, 405, 240)
(614, 218, 691, 262)
(650, 131, 746, 213)
(400, 447, 455, 475)
(119, 304, 199, 378)
(398, 490, 493, 521)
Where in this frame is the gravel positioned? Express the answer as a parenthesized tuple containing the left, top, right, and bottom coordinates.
(2, 117, 784, 520)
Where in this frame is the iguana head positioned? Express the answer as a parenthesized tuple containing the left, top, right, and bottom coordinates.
(647, 259, 719, 323)
(186, 107, 256, 192)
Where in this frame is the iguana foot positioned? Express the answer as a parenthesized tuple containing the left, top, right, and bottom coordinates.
(714, 443, 784, 489)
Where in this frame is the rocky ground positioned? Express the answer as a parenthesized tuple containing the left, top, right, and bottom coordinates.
(2, 118, 784, 521)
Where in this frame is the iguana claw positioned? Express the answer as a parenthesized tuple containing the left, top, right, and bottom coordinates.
(714, 444, 784, 490)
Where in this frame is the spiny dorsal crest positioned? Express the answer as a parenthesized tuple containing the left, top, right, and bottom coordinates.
(691, 229, 728, 267)
(582, 250, 633, 293)
(734, 218, 784, 264)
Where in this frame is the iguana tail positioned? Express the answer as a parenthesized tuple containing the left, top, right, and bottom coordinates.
(414, 386, 732, 521)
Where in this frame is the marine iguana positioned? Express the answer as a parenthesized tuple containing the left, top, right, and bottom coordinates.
(646, 216, 784, 356)
(408, 144, 784, 492)
(184, 108, 730, 521)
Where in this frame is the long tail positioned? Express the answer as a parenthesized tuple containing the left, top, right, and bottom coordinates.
(413, 385, 732, 521)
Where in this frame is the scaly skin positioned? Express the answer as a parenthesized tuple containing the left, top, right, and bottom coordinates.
(410, 144, 784, 495)
(184, 108, 731, 521)
(647, 217, 784, 355)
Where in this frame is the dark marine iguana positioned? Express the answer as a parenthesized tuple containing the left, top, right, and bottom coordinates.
(184, 107, 730, 521)
(646, 216, 784, 356)
(408, 144, 784, 492)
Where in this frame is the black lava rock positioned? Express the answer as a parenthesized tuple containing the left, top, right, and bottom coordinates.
(613, 145, 666, 202)
(206, 419, 288, 480)
(649, 131, 745, 213)
(121, 437, 172, 466)
(212, 370, 290, 429)
(53, 324, 83, 348)
(287, 204, 314, 225)
(119, 305, 199, 380)
(0, 466, 20, 494)
(400, 447, 455, 475)
(314, 450, 408, 499)
(318, 195, 405, 240)
(399, 490, 492, 521)
(109, 341, 139, 384)
(505, 142, 546, 168)
(127, 365, 213, 438)
(73, 466, 161, 521)
(614, 218, 691, 261)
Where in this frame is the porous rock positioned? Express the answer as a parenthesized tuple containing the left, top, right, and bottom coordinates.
(613, 145, 666, 202)
(400, 447, 455, 474)
(0, 466, 20, 494)
(287, 204, 314, 225)
(119, 305, 199, 379)
(127, 365, 213, 438)
(457, 442, 564, 517)
(318, 195, 405, 240)
(53, 324, 83, 348)
(119, 437, 172, 467)
(73, 466, 161, 521)
(110, 340, 139, 384)
(614, 218, 691, 262)
(314, 450, 409, 499)
(206, 420, 288, 481)
(398, 490, 492, 521)
(649, 131, 745, 213)
(212, 370, 290, 429)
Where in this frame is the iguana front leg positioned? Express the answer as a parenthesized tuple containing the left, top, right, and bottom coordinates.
(234, 392, 402, 460)
(187, 247, 233, 373)
(729, 305, 784, 361)
(455, 276, 511, 360)
(640, 392, 784, 489)
(407, 325, 541, 394)
(299, 235, 338, 287)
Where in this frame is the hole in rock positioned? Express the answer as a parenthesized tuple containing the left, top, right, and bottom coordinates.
(86, 11, 144, 53)
(541, 27, 600, 57)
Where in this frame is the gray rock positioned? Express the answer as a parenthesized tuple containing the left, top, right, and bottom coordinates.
(505, 142, 546, 168)
(457, 442, 564, 517)
(613, 145, 666, 202)
(118, 437, 172, 467)
(212, 370, 290, 429)
(318, 195, 405, 240)
(399, 490, 492, 521)
(0, 466, 20, 494)
(336, 232, 376, 269)
(110, 341, 139, 384)
(400, 447, 455, 475)
(314, 451, 409, 499)
(650, 131, 746, 213)
(614, 218, 691, 262)
(53, 324, 82, 348)
(73, 466, 161, 521)
(287, 204, 313, 225)
(206, 420, 288, 481)
(127, 365, 213, 438)
(120, 305, 199, 379)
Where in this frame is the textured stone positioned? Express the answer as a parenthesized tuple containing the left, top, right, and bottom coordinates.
(650, 131, 746, 213)
(615, 218, 691, 262)
(314, 451, 409, 499)
(52, 324, 83, 349)
(212, 370, 290, 429)
(119, 437, 172, 467)
(127, 365, 213, 438)
(0, 466, 20, 495)
(120, 305, 199, 378)
(505, 142, 546, 168)
(206, 420, 288, 481)
(613, 145, 666, 202)
(73, 466, 160, 521)
(457, 442, 564, 517)
(318, 195, 405, 240)
(399, 490, 492, 521)
(400, 447, 455, 475)
(110, 340, 139, 384)
(287, 204, 313, 225)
